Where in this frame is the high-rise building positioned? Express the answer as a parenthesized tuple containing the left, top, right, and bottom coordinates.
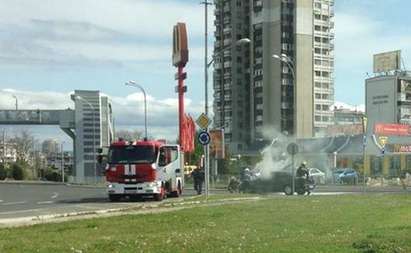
(213, 0, 335, 154)
(42, 139, 59, 155)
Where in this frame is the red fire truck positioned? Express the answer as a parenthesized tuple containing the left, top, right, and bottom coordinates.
(104, 139, 184, 201)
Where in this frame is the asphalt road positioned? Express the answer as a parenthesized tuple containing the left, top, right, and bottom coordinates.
(0, 182, 408, 223)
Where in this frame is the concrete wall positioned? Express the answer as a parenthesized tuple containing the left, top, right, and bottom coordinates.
(295, 0, 314, 138)
(262, 0, 282, 139)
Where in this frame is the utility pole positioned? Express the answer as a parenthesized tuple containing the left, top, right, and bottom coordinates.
(1, 130, 5, 166)
(61, 142, 65, 183)
(201, 0, 212, 199)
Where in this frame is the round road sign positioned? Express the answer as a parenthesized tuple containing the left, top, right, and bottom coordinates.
(287, 143, 299, 155)
(198, 131, 211, 145)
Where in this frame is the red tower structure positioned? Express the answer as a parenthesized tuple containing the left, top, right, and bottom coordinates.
(172, 23, 194, 152)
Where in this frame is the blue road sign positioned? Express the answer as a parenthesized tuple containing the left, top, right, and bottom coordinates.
(198, 131, 211, 145)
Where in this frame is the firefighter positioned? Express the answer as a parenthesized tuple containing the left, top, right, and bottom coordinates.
(296, 161, 309, 191)
(296, 161, 309, 178)
(192, 166, 205, 195)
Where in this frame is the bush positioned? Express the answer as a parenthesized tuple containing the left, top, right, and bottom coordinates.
(0, 164, 7, 180)
(44, 170, 62, 182)
(11, 163, 25, 180)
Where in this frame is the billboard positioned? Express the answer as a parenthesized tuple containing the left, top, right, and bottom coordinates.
(172, 23, 189, 67)
(373, 50, 401, 73)
(385, 144, 411, 153)
(209, 129, 225, 159)
(374, 123, 411, 136)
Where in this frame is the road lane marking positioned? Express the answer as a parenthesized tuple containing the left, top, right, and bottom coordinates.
(0, 208, 45, 215)
(51, 192, 59, 199)
(1, 201, 27, 206)
(37, 201, 54, 205)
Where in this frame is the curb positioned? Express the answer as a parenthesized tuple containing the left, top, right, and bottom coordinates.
(0, 196, 263, 228)
(0, 181, 106, 189)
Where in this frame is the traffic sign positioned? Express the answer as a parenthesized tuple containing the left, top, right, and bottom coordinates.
(196, 113, 211, 129)
(378, 136, 388, 147)
(198, 131, 211, 145)
(287, 143, 299, 155)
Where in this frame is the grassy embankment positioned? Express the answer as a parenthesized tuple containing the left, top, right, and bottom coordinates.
(0, 194, 410, 253)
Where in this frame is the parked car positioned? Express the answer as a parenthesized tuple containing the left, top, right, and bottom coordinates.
(334, 168, 359, 184)
(308, 168, 326, 185)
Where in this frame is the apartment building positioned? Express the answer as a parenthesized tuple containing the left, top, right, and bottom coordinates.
(213, 0, 335, 154)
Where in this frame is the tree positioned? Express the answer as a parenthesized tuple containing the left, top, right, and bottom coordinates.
(184, 131, 204, 166)
(11, 130, 34, 163)
(11, 163, 25, 180)
(0, 163, 7, 180)
(115, 130, 143, 141)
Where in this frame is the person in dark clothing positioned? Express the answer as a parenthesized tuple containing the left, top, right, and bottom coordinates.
(239, 168, 252, 193)
(192, 167, 205, 195)
(296, 161, 309, 191)
(296, 161, 309, 178)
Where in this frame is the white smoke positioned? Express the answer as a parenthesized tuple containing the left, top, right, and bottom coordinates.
(252, 127, 333, 181)
(253, 129, 293, 179)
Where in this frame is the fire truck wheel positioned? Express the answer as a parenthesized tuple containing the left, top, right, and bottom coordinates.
(109, 194, 121, 202)
(170, 181, 182, 197)
(154, 187, 165, 201)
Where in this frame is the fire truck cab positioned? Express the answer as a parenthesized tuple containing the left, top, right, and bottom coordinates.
(105, 140, 184, 201)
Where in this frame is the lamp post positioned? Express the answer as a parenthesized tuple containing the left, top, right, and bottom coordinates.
(61, 141, 65, 183)
(273, 53, 296, 194)
(125, 81, 148, 141)
(12, 95, 18, 110)
(203, 38, 251, 199)
(75, 95, 97, 184)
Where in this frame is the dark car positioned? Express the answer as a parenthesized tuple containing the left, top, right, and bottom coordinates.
(247, 171, 293, 194)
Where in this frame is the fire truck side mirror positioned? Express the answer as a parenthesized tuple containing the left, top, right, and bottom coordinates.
(97, 148, 103, 154)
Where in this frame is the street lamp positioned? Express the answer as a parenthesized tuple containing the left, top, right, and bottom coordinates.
(75, 95, 97, 184)
(203, 38, 251, 199)
(273, 53, 297, 194)
(207, 38, 251, 68)
(12, 95, 18, 110)
(61, 141, 65, 183)
(125, 80, 148, 141)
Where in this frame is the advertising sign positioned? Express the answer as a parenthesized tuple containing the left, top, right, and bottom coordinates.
(172, 23, 189, 67)
(385, 144, 411, 153)
(209, 129, 225, 159)
(374, 123, 411, 136)
(373, 50, 401, 73)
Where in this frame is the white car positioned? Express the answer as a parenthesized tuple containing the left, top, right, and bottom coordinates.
(308, 168, 326, 185)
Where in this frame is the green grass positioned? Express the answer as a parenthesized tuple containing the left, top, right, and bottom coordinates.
(1, 194, 411, 253)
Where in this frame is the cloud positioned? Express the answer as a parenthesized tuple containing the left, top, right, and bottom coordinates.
(0, 0, 214, 67)
(333, 101, 365, 113)
(335, 13, 411, 69)
(334, 4, 411, 104)
(0, 88, 203, 140)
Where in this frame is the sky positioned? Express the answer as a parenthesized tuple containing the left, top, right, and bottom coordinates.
(0, 0, 411, 145)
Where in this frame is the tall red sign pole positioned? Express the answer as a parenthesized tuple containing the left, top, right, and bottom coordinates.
(172, 23, 189, 151)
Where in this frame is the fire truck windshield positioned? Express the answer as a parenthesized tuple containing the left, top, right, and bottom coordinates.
(108, 145, 157, 164)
